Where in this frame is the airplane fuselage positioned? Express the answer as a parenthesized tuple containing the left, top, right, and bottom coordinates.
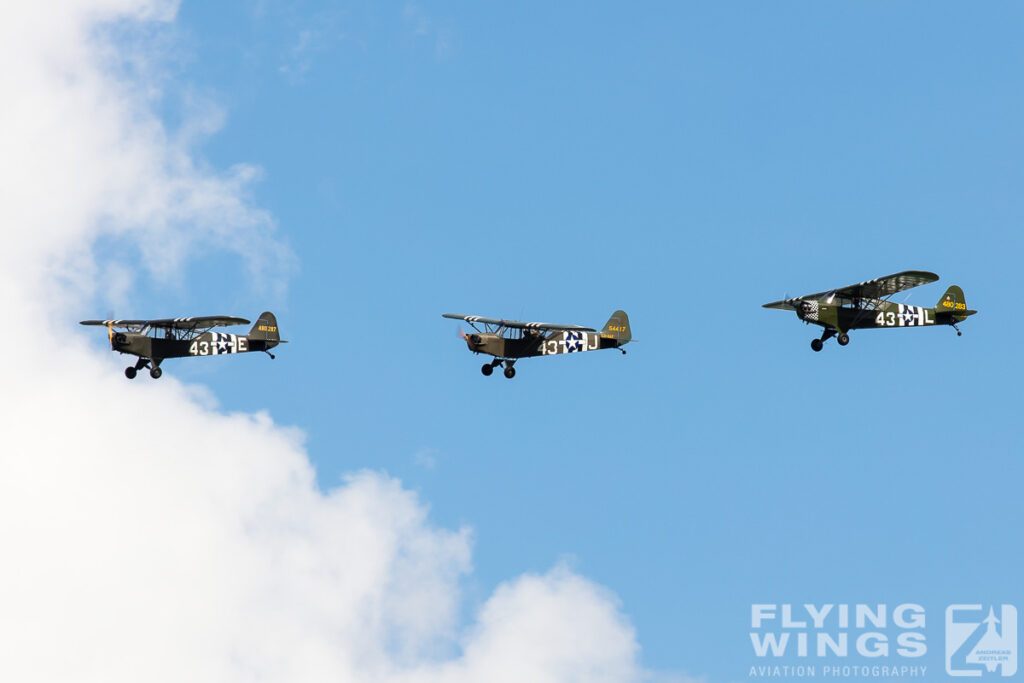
(466, 330, 623, 359)
(795, 299, 965, 332)
(113, 331, 277, 361)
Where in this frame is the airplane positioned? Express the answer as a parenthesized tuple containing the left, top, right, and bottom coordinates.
(442, 310, 631, 378)
(80, 312, 285, 378)
(763, 271, 976, 351)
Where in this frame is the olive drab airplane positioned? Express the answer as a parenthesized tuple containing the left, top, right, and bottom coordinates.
(80, 312, 285, 378)
(763, 271, 976, 351)
(443, 310, 632, 378)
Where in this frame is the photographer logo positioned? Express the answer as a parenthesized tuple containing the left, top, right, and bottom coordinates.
(946, 605, 1017, 677)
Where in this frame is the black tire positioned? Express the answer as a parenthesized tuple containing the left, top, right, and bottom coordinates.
(810, 338, 823, 352)
(837, 333, 850, 346)
(125, 366, 137, 379)
(504, 366, 516, 379)
(150, 366, 163, 379)
(481, 364, 493, 376)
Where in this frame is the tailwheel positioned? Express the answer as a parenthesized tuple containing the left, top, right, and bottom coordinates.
(125, 366, 137, 379)
(810, 338, 823, 352)
(481, 363, 494, 376)
(503, 366, 516, 379)
(837, 333, 850, 346)
(150, 366, 163, 379)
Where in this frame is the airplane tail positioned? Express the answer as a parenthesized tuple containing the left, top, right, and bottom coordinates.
(248, 311, 282, 347)
(600, 310, 631, 344)
(936, 286, 976, 317)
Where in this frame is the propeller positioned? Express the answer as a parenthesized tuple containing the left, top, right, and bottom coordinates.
(457, 326, 482, 348)
(107, 318, 128, 348)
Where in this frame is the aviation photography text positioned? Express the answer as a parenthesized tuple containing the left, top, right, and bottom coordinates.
(750, 603, 928, 679)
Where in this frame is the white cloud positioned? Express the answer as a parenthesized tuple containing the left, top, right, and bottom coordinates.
(276, 8, 350, 84)
(402, 2, 455, 60)
(413, 447, 439, 469)
(0, 2, 662, 682)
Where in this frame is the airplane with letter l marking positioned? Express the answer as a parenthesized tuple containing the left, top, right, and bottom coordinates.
(442, 310, 632, 378)
(763, 271, 976, 351)
(80, 312, 286, 378)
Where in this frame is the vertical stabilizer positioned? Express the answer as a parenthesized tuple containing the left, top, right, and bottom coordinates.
(600, 310, 631, 344)
(249, 311, 281, 348)
(936, 286, 967, 313)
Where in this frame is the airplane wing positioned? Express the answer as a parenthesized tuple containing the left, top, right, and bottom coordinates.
(763, 271, 940, 308)
(442, 313, 595, 331)
(830, 271, 939, 300)
(762, 300, 799, 310)
(81, 319, 149, 328)
(80, 316, 250, 329)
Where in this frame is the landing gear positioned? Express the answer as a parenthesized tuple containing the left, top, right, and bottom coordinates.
(126, 357, 149, 379)
(481, 359, 515, 378)
(121, 358, 164, 379)
(811, 329, 835, 352)
(952, 322, 963, 337)
(837, 333, 850, 346)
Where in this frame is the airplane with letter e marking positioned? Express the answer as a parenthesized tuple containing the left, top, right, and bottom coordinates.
(80, 311, 285, 378)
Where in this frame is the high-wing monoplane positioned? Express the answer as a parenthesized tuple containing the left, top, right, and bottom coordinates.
(81, 312, 285, 378)
(763, 271, 976, 351)
(442, 310, 631, 378)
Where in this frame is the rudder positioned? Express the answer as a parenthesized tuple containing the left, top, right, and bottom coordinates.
(600, 310, 631, 344)
(249, 311, 281, 347)
(936, 286, 967, 313)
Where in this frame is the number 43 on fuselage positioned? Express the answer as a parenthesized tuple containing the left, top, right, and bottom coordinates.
(763, 271, 976, 352)
(442, 310, 631, 378)
(80, 312, 286, 378)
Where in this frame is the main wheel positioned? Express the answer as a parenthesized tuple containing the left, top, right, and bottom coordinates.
(837, 333, 850, 346)
(150, 366, 163, 379)
(504, 366, 516, 379)
(810, 338, 823, 352)
(481, 363, 493, 376)
(124, 366, 137, 379)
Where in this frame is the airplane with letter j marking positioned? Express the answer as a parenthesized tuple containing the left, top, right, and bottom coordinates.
(80, 312, 286, 378)
(763, 271, 976, 351)
(443, 310, 631, 378)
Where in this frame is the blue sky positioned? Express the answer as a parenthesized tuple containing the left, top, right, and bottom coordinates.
(90, 2, 1024, 679)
